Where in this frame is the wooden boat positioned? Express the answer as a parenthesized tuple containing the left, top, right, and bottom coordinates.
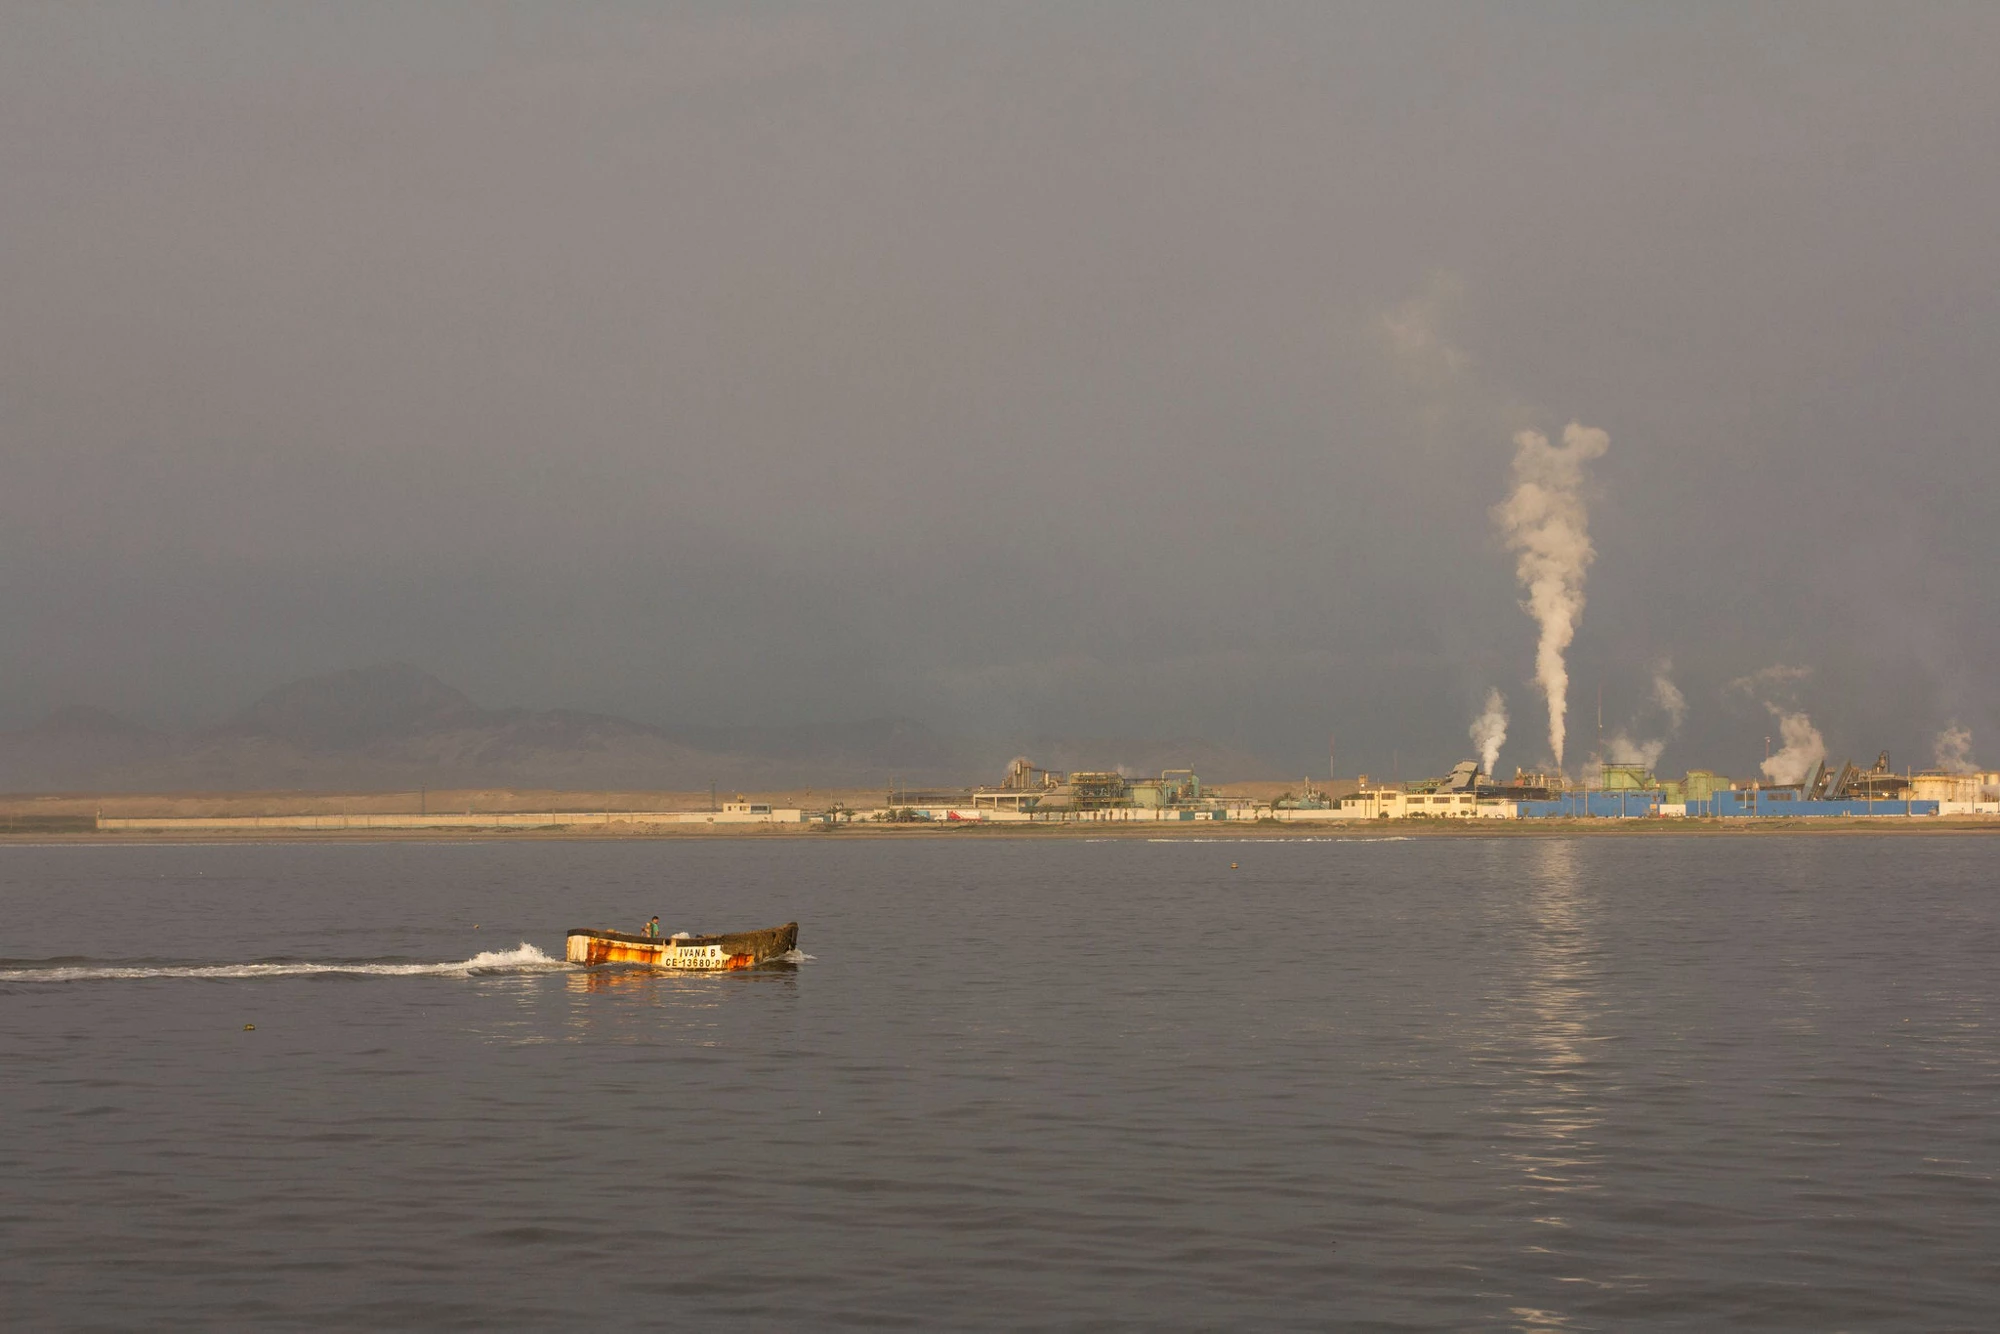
(565, 922, 798, 971)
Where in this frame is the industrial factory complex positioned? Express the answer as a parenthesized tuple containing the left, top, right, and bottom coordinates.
(83, 751, 1998, 834)
(844, 749, 2000, 825)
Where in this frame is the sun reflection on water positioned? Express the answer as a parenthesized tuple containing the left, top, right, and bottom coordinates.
(1499, 839, 1610, 1326)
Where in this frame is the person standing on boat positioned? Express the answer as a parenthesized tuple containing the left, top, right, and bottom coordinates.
(642, 916, 661, 938)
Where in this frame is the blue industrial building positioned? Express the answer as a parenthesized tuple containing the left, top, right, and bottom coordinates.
(1515, 790, 1940, 818)
(1518, 792, 1674, 818)
(1689, 790, 1939, 818)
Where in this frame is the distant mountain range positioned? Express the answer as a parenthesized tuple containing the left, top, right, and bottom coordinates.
(0, 664, 1277, 794)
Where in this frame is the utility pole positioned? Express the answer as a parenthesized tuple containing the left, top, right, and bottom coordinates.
(1596, 680, 1604, 801)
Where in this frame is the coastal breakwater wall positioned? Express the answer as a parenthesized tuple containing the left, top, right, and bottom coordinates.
(96, 809, 805, 832)
(93, 807, 1337, 832)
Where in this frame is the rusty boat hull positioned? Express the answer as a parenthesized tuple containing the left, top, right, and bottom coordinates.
(565, 922, 798, 971)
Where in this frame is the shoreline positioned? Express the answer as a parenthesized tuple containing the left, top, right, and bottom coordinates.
(4, 817, 1996, 844)
(5, 784, 1994, 844)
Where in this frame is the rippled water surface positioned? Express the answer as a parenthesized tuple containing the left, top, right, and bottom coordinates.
(2, 836, 1996, 1329)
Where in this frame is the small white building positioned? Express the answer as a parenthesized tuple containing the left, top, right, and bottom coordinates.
(971, 790, 1043, 812)
(706, 801, 803, 823)
(1338, 788, 1516, 819)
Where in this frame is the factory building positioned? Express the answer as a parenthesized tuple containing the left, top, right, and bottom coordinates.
(1519, 791, 1683, 818)
(1337, 788, 1518, 819)
(1337, 748, 1980, 820)
(966, 761, 1233, 819)
(1910, 770, 2000, 807)
(1695, 790, 1939, 817)
(1798, 753, 1912, 802)
(865, 746, 1993, 826)
(1657, 770, 1731, 805)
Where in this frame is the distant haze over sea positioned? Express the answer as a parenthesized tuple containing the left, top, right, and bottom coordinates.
(0, 664, 1277, 793)
(2, 6, 1993, 785)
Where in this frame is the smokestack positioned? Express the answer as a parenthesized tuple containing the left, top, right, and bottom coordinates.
(1492, 421, 1609, 770)
(1469, 688, 1508, 777)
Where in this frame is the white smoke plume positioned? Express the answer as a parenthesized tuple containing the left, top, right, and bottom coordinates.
(1382, 274, 1469, 383)
(1492, 421, 1609, 771)
(1760, 708, 1827, 786)
(1606, 731, 1667, 772)
(1469, 688, 1508, 776)
(1652, 662, 1688, 731)
(1726, 663, 1812, 697)
(1933, 724, 1975, 774)
(1601, 661, 1687, 778)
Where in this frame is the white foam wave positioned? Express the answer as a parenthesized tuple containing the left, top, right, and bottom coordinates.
(0, 943, 568, 984)
(779, 948, 814, 963)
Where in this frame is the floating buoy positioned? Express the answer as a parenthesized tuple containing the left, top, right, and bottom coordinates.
(1230, 862, 1238, 869)
(243, 1024, 255, 1031)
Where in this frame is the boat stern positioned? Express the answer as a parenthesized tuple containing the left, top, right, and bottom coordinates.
(566, 930, 668, 966)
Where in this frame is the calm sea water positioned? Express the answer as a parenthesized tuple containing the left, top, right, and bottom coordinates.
(2, 835, 1996, 1330)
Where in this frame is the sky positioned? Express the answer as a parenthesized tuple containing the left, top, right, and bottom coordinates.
(3, 1, 1996, 780)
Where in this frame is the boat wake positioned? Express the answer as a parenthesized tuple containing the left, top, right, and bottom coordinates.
(0, 943, 570, 984)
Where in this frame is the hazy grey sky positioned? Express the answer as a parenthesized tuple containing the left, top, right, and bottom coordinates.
(4, 2, 1996, 777)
